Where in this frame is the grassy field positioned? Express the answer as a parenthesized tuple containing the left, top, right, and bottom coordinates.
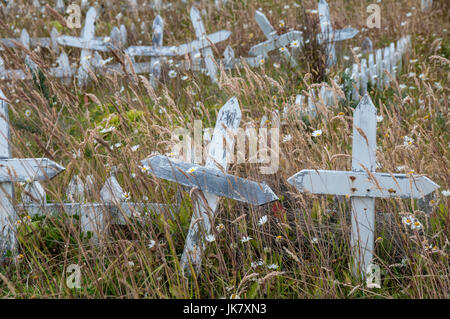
(0, 0, 448, 298)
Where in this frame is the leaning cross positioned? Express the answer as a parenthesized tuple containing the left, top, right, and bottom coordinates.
(0, 89, 65, 261)
(287, 94, 439, 278)
(317, 0, 359, 67)
(253, 10, 298, 66)
(249, 11, 303, 63)
(141, 97, 278, 275)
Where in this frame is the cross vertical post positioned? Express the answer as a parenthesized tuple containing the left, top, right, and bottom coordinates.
(149, 15, 164, 88)
(190, 7, 217, 83)
(350, 94, 377, 276)
(0, 89, 16, 262)
(76, 7, 97, 87)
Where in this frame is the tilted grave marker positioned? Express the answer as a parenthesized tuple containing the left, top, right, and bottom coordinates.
(253, 10, 297, 66)
(18, 173, 178, 242)
(287, 94, 439, 278)
(141, 97, 278, 274)
(317, 0, 359, 67)
(249, 11, 303, 63)
(0, 89, 65, 261)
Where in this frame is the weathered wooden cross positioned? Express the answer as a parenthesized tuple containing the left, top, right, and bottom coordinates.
(141, 97, 278, 275)
(317, 0, 359, 67)
(0, 89, 65, 261)
(18, 173, 177, 242)
(249, 11, 303, 65)
(287, 94, 439, 278)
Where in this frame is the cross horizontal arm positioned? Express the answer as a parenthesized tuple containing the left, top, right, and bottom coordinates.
(17, 202, 173, 224)
(125, 30, 231, 57)
(249, 31, 303, 56)
(0, 158, 65, 182)
(287, 169, 439, 199)
(141, 155, 278, 205)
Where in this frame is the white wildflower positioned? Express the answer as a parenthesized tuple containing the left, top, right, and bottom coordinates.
(258, 215, 268, 226)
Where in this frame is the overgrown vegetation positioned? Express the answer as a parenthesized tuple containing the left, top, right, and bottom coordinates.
(0, 0, 448, 298)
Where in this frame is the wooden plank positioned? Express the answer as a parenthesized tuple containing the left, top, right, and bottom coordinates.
(0, 158, 65, 182)
(332, 28, 359, 42)
(360, 58, 368, 95)
(0, 88, 16, 261)
(190, 6, 217, 82)
(350, 94, 377, 277)
(125, 30, 231, 57)
(287, 170, 439, 199)
(76, 6, 97, 87)
(141, 155, 277, 205)
(375, 49, 383, 89)
(150, 15, 164, 89)
(368, 53, 376, 85)
(21, 181, 46, 204)
(318, 0, 336, 66)
(383, 47, 391, 88)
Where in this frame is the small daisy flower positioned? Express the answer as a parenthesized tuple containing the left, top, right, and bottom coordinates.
(442, 190, 450, 197)
(376, 115, 383, 122)
(251, 260, 264, 268)
(205, 234, 216, 243)
(25, 109, 31, 117)
(267, 264, 279, 270)
(311, 237, 319, 244)
(127, 261, 134, 267)
(131, 145, 140, 152)
(258, 215, 268, 226)
(273, 62, 280, 68)
(275, 235, 282, 241)
(216, 224, 225, 232)
(230, 294, 241, 299)
(241, 236, 252, 243)
(402, 215, 413, 226)
(140, 165, 150, 174)
(282, 134, 292, 143)
(181, 75, 188, 81)
(290, 40, 300, 48)
(122, 192, 131, 201)
(411, 220, 422, 230)
(403, 136, 414, 147)
(168, 70, 177, 78)
(312, 129, 322, 137)
(279, 20, 285, 28)
(279, 47, 287, 53)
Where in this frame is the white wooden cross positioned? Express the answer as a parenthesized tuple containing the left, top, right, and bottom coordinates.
(19, 173, 178, 242)
(317, 0, 359, 67)
(288, 94, 439, 278)
(141, 97, 278, 275)
(249, 11, 303, 65)
(0, 89, 65, 261)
